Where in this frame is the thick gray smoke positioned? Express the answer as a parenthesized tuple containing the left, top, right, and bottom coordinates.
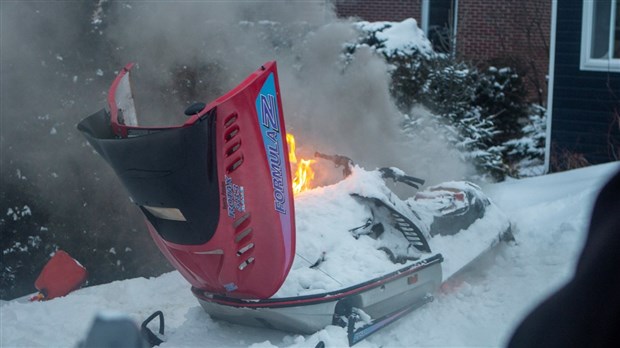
(0, 1, 469, 217)
(101, 1, 467, 184)
(1, 2, 113, 196)
(1, 0, 468, 296)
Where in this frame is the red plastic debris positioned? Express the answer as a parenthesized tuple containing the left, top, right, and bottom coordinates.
(32, 250, 88, 300)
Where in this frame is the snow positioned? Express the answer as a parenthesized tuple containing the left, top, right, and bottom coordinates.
(356, 18, 434, 57)
(276, 169, 510, 298)
(6, 206, 32, 221)
(276, 167, 407, 297)
(1, 162, 619, 347)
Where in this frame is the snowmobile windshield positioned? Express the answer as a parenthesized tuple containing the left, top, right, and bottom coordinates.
(77, 63, 220, 246)
(108, 63, 138, 137)
(107, 63, 205, 138)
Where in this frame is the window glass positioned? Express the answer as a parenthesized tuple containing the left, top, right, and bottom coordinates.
(428, 0, 454, 53)
(581, 0, 620, 71)
(591, 0, 611, 59)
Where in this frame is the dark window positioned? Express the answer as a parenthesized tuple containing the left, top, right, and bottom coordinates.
(427, 0, 456, 54)
(591, 0, 612, 59)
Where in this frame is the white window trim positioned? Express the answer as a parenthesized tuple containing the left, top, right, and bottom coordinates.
(422, 0, 429, 34)
(544, 0, 558, 173)
(580, 0, 620, 72)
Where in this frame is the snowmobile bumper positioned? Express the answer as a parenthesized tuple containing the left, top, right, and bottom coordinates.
(192, 254, 442, 344)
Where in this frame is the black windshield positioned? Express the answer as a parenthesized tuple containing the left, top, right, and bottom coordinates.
(78, 108, 220, 245)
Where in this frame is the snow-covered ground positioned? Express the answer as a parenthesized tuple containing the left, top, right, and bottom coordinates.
(1, 162, 618, 347)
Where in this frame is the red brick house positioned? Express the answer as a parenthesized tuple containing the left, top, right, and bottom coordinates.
(333, 0, 551, 104)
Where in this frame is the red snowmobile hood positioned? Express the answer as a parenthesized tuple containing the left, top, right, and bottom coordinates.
(78, 61, 296, 299)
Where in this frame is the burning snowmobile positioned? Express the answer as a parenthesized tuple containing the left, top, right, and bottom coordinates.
(78, 61, 512, 346)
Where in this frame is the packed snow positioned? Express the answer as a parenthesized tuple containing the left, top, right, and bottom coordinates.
(276, 167, 510, 298)
(355, 19, 434, 57)
(1, 162, 618, 347)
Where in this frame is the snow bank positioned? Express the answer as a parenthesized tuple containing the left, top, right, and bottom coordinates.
(1, 163, 618, 347)
(355, 18, 434, 57)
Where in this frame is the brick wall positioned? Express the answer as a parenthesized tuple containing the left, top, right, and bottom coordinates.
(457, 0, 551, 104)
(333, 0, 551, 103)
(334, 0, 422, 22)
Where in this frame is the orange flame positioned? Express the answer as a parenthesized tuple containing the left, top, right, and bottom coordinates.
(286, 133, 316, 195)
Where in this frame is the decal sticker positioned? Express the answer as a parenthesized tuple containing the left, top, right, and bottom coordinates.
(224, 175, 246, 218)
(223, 282, 238, 292)
(255, 71, 294, 268)
(256, 73, 289, 215)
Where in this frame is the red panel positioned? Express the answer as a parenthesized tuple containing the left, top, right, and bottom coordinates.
(34, 250, 88, 300)
(143, 62, 296, 299)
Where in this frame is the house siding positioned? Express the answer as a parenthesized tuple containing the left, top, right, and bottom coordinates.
(551, 0, 620, 165)
(332, 0, 550, 103)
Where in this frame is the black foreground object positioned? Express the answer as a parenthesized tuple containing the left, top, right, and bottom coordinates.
(378, 167, 425, 189)
(508, 169, 620, 347)
(78, 314, 149, 348)
(184, 102, 206, 116)
(141, 311, 165, 347)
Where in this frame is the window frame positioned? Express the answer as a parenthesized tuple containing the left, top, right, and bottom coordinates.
(580, 0, 620, 72)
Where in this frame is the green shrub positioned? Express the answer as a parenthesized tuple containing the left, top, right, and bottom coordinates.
(348, 19, 543, 180)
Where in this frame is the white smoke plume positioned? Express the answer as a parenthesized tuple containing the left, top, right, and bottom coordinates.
(0, 0, 469, 296)
(102, 1, 468, 184)
(1, 1, 469, 198)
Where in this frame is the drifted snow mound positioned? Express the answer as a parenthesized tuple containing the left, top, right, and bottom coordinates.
(354, 18, 435, 57)
(2, 163, 618, 348)
(274, 166, 511, 298)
